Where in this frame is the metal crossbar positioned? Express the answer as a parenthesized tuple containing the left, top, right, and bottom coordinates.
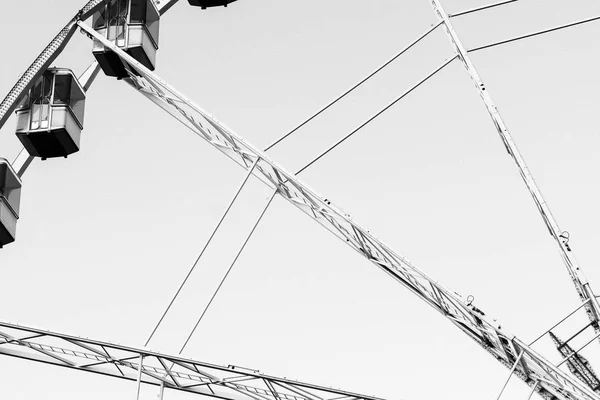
(0, 322, 383, 400)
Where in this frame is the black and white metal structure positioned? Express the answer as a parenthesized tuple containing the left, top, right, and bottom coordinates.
(550, 332, 600, 394)
(0, 321, 384, 400)
(0, 158, 21, 247)
(1, 1, 600, 399)
(430, 0, 600, 332)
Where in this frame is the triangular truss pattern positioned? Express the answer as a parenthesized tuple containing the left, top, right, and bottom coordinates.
(551, 332, 600, 393)
(75, 20, 600, 400)
(0, 322, 382, 400)
(430, 0, 600, 330)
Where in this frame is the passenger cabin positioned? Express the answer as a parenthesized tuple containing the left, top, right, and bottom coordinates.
(92, 0, 160, 78)
(15, 69, 86, 159)
(188, 0, 238, 8)
(0, 159, 22, 248)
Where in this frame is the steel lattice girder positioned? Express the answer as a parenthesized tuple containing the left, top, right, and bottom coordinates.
(75, 21, 600, 400)
(429, 0, 600, 334)
(0, 321, 385, 400)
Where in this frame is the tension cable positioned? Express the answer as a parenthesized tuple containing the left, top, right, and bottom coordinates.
(144, 160, 259, 347)
(178, 190, 278, 354)
(469, 15, 600, 52)
(295, 56, 457, 176)
(449, 0, 519, 18)
(263, 22, 443, 152)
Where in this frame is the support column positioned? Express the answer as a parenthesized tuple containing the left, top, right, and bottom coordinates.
(158, 381, 165, 400)
(496, 351, 525, 400)
(428, 0, 600, 323)
(12, 149, 34, 179)
(526, 381, 539, 400)
(136, 355, 144, 400)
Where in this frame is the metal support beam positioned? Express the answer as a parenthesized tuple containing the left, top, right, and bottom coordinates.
(159, 381, 165, 400)
(12, 149, 34, 179)
(0, 321, 384, 400)
(136, 355, 144, 400)
(496, 351, 525, 400)
(557, 331, 600, 368)
(429, 0, 600, 330)
(157, 0, 181, 15)
(527, 382, 539, 400)
(79, 61, 102, 92)
(529, 299, 592, 346)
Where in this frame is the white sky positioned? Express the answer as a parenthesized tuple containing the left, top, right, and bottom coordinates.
(1, 0, 600, 399)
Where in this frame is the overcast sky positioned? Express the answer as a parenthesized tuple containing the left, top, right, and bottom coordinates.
(1, 0, 600, 399)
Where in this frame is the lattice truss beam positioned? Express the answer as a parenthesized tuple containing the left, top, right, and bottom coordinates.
(430, 0, 600, 327)
(73, 20, 600, 400)
(0, 322, 381, 400)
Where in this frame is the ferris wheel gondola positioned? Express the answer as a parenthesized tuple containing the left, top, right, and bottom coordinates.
(188, 0, 238, 9)
(92, 0, 160, 78)
(15, 68, 86, 159)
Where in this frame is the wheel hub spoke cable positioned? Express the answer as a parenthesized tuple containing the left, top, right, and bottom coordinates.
(178, 190, 278, 354)
(469, 15, 600, 52)
(263, 21, 443, 152)
(295, 56, 457, 176)
(449, 0, 519, 18)
(144, 159, 259, 347)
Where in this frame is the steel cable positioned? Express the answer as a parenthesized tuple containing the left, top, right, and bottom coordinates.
(178, 190, 278, 354)
(144, 160, 259, 347)
(295, 56, 457, 176)
(469, 15, 600, 52)
(263, 22, 443, 152)
(449, 0, 519, 18)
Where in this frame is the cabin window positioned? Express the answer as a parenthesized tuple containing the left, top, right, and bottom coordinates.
(107, 0, 128, 42)
(30, 74, 52, 130)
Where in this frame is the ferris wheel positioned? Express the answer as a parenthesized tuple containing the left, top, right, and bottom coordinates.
(1, 1, 600, 399)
